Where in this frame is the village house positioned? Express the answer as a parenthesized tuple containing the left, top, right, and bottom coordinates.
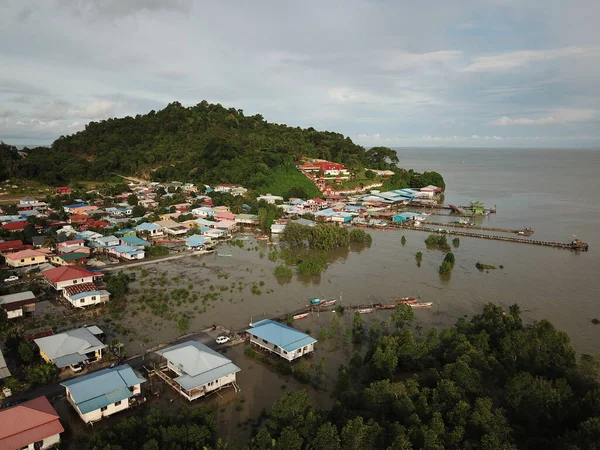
(1, 221, 29, 232)
(158, 212, 181, 221)
(91, 235, 120, 248)
(120, 235, 151, 249)
(108, 244, 145, 260)
(5, 249, 47, 268)
(0, 348, 10, 380)
(61, 364, 146, 424)
(135, 222, 164, 237)
(154, 341, 241, 401)
(41, 266, 100, 291)
(35, 326, 106, 368)
(214, 212, 236, 222)
(234, 214, 259, 226)
(55, 186, 71, 194)
(153, 219, 188, 236)
(191, 206, 214, 218)
(18, 197, 48, 211)
(0, 291, 36, 319)
(257, 194, 284, 204)
(214, 219, 236, 235)
(212, 205, 230, 214)
(138, 198, 158, 209)
(58, 239, 85, 248)
(246, 319, 317, 361)
(63, 283, 110, 308)
(0, 396, 64, 450)
(0, 239, 30, 254)
(51, 252, 88, 266)
(184, 234, 212, 251)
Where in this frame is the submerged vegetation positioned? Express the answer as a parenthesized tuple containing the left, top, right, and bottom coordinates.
(476, 261, 497, 270)
(282, 223, 372, 250)
(86, 304, 600, 450)
(424, 233, 451, 251)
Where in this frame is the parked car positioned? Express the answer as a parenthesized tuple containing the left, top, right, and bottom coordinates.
(69, 363, 83, 373)
(3, 275, 18, 283)
(216, 335, 230, 345)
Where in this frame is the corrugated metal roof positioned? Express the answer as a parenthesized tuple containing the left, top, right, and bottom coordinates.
(0, 396, 64, 449)
(34, 327, 106, 367)
(121, 235, 151, 247)
(61, 365, 146, 414)
(247, 320, 317, 352)
(0, 291, 36, 305)
(156, 341, 240, 391)
(0, 348, 11, 379)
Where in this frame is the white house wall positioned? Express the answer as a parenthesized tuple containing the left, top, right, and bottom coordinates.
(55, 276, 95, 291)
(6, 309, 23, 319)
(249, 336, 314, 361)
(64, 292, 110, 308)
(23, 432, 61, 450)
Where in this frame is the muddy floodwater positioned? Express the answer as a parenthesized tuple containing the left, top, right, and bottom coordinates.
(112, 148, 600, 357)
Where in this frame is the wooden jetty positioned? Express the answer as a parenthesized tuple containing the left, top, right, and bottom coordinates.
(380, 224, 583, 250)
(423, 220, 535, 236)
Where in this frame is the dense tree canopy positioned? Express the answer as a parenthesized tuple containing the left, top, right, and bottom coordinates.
(0, 102, 444, 193)
(85, 304, 600, 450)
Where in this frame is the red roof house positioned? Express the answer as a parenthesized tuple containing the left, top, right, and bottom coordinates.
(0, 396, 64, 450)
(0, 240, 32, 254)
(1, 221, 29, 232)
(55, 187, 71, 194)
(41, 266, 100, 290)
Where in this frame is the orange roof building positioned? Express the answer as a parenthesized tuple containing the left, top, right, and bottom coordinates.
(0, 396, 64, 450)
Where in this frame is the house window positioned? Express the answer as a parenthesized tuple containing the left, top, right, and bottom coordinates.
(20, 259, 24, 262)
(262, 339, 268, 344)
(114, 400, 121, 406)
(283, 350, 288, 355)
(30, 257, 35, 261)
(91, 296, 96, 300)
(101, 406, 107, 412)
(80, 299, 85, 304)
(73, 280, 77, 284)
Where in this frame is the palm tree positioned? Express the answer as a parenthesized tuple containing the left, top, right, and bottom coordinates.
(42, 234, 58, 250)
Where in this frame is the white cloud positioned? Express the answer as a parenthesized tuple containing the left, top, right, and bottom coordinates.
(462, 46, 599, 73)
(380, 50, 462, 71)
(489, 109, 596, 126)
(328, 87, 438, 106)
(79, 99, 118, 119)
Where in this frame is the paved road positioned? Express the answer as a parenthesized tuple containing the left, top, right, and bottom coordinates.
(0, 327, 225, 408)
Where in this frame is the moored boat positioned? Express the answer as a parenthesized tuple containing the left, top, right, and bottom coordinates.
(309, 298, 321, 305)
(319, 299, 337, 308)
(255, 235, 269, 240)
(375, 304, 396, 310)
(357, 308, 375, 314)
(409, 302, 433, 308)
(395, 296, 418, 304)
(293, 313, 309, 320)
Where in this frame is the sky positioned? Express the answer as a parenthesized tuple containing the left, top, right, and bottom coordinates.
(1, 0, 599, 147)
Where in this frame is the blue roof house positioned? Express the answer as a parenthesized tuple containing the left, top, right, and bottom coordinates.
(61, 364, 146, 423)
(185, 234, 212, 251)
(120, 235, 152, 249)
(393, 212, 420, 223)
(246, 319, 317, 361)
(135, 222, 164, 237)
(155, 341, 241, 401)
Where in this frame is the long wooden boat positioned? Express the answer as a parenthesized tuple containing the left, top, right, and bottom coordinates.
(254, 235, 269, 240)
(293, 313, 309, 320)
(409, 302, 433, 308)
(319, 299, 337, 308)
(309, 298, 322, 305)
(375, 304, 397, 310)
(357, 308, 375, 314)
(395, 296, 418, 304)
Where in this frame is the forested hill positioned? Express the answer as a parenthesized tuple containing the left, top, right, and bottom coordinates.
(0, 101, 444, 191)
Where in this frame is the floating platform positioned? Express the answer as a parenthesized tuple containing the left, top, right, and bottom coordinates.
(423, 220, 534, 236)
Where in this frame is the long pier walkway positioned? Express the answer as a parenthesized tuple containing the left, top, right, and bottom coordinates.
(375, 224, 579, 250)
(423, 220, 534, 236)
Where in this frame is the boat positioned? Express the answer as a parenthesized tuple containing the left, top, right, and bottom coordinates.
(309, 298, 321, 305)
(395, 296, 418, 304)
(293, 313, 309, 320)
(570, 236, 589, 251)
(375, 304, 396, 310)
(254, 235, 269, 240)
(217, 253, 232, 257)
(357, 308, 375, 314)
(409, 302, 433, 308)
(319, 299, 337, 308)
